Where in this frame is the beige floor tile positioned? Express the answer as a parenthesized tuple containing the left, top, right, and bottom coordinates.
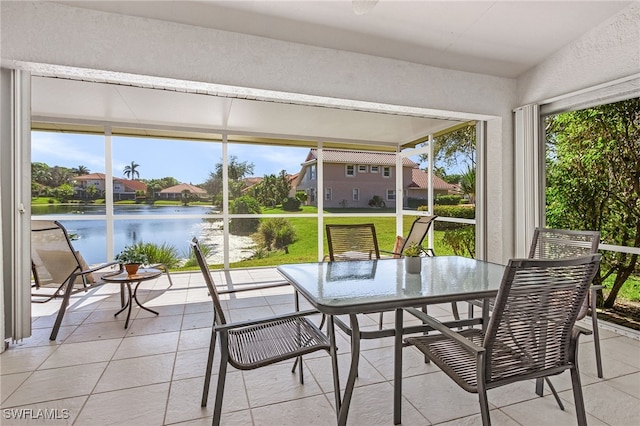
(164, 374, 248, 424)
(181, 311, 213, 330)
(436, 409, 522, 425)
(242, 362, 324, 407)
(335, 381, 429, 426)
(305, 351, 385, 394)
(2, 362, 107, 407)
(0, 346, 58, 375)
(1, 372, 30, 404)
(501, 393, 607, 426)
(31, 310, 92, 329)
(75, 383, 169, 426)
(227, 306, 276, 323)
(178, 328, 212, 351)
(252, 394, 335, 426)
(173, 348, 210, 381)
(362, 345, 439, 381)
(606, 372, 640, 397)
(183, 301, 212, 315)
(15, 326, 75, 347)
(94, 353, 175, 393)
(402, 371, 484, 424)
(125, 314, 182, 337)
(0, 395, 87, 426)
(113, 331, 180, 360)
(574, 381, 640, 425)
(63, 321, 129, 344)
(39, 339, 121, 369)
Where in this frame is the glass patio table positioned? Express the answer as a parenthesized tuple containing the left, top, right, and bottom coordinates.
(277, 256, 506, 426)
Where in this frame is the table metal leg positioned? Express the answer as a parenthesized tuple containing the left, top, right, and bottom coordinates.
(114, 282, 133, 328)
(133, 281, 159, 316)
(327, 315, 341, 420)
(394, 308, 403, 425)
(337, 314, 360, 426)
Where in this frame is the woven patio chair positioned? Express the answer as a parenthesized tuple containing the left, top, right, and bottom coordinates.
(31, 220, 121, 340)
(381, 215, 437, 258)
(325, 223, 380, 261)
(469, 227, 603, 379)
(405, 254, 601, 426)
(325, 223, 389, 329)
(192, 238, 330, 426)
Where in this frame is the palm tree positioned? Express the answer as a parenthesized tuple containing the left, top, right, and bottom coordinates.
(72, 165, 90, 175)
(123, 161, 140, 179)
(460, 166, 476, 204)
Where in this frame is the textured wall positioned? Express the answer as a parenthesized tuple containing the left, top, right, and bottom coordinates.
(517, 1, 640, 105)
(1, 1, 521, 262)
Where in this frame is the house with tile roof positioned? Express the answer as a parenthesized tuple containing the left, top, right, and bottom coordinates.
(294, 149, 458, 208)
(158, 183, 207, 200)
(73, 173, 147, 201)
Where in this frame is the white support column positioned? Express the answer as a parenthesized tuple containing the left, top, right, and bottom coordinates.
(427, 135, 435, 250)
(104, 126, 114, 261)
(317, 142, 324, 261)
(395, 146, 403, 237)
(514, 105, 543, 257)
(1, 68, 32, 344)
(222, 136, 230, 269)
(475, 121, 487, 260)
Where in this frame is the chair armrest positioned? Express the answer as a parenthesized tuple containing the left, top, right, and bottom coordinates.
(215, 309, 321, 332)
(573, 323, 593, 336)
(404, 307, 485, 354)
(81, 261, 121, 275)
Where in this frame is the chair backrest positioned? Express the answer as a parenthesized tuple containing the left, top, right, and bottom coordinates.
(31, 220, 83, 286)
(529, 228, 600, 260)
(483, 254, 601, 384)
(191, 237, 227, 326)
(397, 215, 437, 256)
(326, 223, 380, 261)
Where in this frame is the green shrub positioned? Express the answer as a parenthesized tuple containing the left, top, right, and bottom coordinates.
(434, 195, 463, 205)
(230, 196, 262, 234)
(258, 217, 297, 250)
(131, 241, 180, 268)
(441, 225, 475, 258)
(429, 205, 476, 231)
(182, 242, 213, 268)
(282, 197, 301, 211)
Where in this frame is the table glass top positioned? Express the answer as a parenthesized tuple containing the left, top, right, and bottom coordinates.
(277, 256, 506, 313)
(102, 268, 162, 282)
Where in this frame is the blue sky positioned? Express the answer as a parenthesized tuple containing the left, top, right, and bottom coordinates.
(31, 132, 310, 184)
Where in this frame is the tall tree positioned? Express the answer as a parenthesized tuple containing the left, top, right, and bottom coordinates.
(123, 161, 140, 179)
(419, 124, 476, 174)
(203, 155, 255, 199)
(72, 165, 90, 175)
(546, 97, 639, 307)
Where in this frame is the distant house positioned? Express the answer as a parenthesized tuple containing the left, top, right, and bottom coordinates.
(294, 149, 458, 208)
(158, 183, 207, 200)
(73, 173, 147, 200)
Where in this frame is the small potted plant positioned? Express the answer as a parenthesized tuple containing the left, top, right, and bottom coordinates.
(403, 242, 423, 274)
(115, 245, 149, 275)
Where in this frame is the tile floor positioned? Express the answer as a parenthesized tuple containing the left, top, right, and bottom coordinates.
(2, 268, 640, 425)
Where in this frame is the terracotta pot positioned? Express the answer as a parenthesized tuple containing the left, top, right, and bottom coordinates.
(124, 263, 141, 276)
(405, 256, 422, 274)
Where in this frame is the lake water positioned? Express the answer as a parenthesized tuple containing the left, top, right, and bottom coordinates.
(32, 204, 256, 265)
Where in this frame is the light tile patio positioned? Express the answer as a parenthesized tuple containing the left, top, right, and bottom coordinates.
(2, 268, 639, 425)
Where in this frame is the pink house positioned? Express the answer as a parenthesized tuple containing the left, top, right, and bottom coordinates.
(73, 173, 147, 200)
(294, 149, 458, 208)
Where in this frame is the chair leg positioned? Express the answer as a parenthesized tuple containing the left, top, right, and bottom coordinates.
(451, 302, 460, 321)
(50, 277, 76, 340)
(212, 344, 229, 426)
(544, 377, 564, 410)
(570, 366, 588, 426)
(477, 385, 491, 425)
(379, 312, 384, 330)
(201, 327, 218, 407)
(590, 289, 604, 378)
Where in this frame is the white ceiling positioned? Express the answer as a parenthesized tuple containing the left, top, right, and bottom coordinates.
(32, 0, 632, 148)
(57, 0, 633, 78)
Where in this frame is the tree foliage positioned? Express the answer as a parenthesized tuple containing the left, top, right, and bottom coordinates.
(203, 155, 255, 200)
(546, 97, 640, 307)
(419, 124, 476, 177)
(123, 161, 140, 179)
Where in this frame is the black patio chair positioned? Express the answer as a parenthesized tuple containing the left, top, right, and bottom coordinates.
(405, 254, 601, 426)
(192, 238, 331, 426)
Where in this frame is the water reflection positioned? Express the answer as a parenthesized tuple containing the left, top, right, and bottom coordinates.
(31, 204, 234, 264)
